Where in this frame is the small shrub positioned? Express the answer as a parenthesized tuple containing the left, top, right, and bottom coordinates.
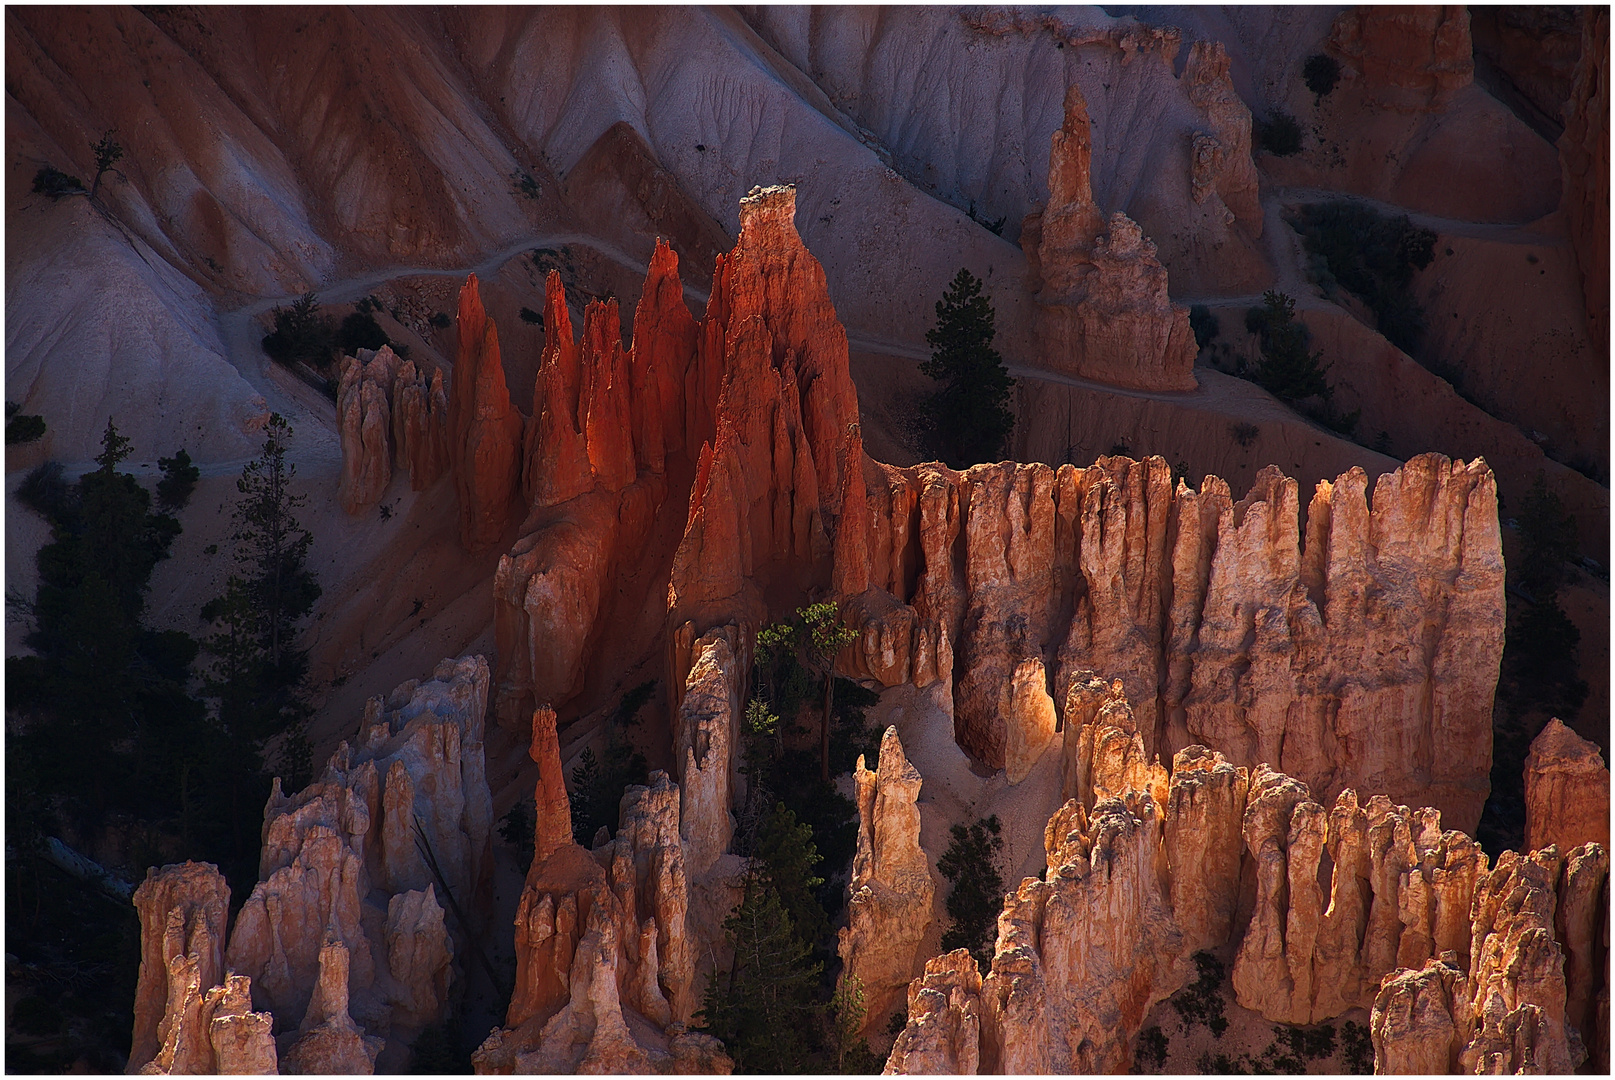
(519, 306, 544, 326)
(32, 166, 85, 200)
(512, 171, 541, 200)
(1253, 111, 1303, 156)
(1136, 1025, 1170, 1071)
(966, 201, 1007, 236)
(1190, 305, 1220, 350)
(1303, 54, 1341, 101)
(17, 461, 70, 519)
(1171, 951, 1229, 1037)
(89, 130, 124, 199)
(6, 402, 46, 445)
(335, 310, 389, 356)
(1340, 1020, 1373, 1074)
(499, 798, 535, 863)
(262, 292, 334, 373)
(1109, 440, 1131, 457)
(156, 448, 200, 510)
(429, 311, 452, 329)
(937, 815, 1005, 967)
(1230, 421, 1260, 449)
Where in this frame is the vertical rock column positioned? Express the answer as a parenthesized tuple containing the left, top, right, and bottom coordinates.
(838, 727, 937, 1036)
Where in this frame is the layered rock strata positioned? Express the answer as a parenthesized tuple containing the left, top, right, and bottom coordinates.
(1524, 718, 1611, 856)
(473, 705, 728, 1074)
(1022, 81, 1198, 391)
(838, 727, 937, 1037)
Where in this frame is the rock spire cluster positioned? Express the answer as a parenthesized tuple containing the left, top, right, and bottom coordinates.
(1021, 81, 1198, 391)
(884, 678, 1610, 1075)
(336, 345, 449, 515)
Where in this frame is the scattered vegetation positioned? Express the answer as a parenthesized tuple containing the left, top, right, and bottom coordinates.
(519, 306, 544, 326)
(1290, 201, 1436, 355)
(922, 268, 1016, 468)
(1242, 291, 1359, 436)
(335, 310, 389, 356)
(499, 798, 535, 864)
(512, 170, 541, 200)
(262, 292, 335, 376)
(88, 131, 125, 200)
(1230, 421, 1260, 449)
(429, 311, 452, 329)
(1189, 304, 1220, 351)
(1303, 54, 1341, 102)
(966, 200, 1007, 236)
(937, 814, 1005, 968)
(1253, 111, 1303, 156)
(155, 449, 200, 511)
(7, 400, 47, 445)
(1171, 951, 1230, 1037)
(1136, 1025, 1170, 1071)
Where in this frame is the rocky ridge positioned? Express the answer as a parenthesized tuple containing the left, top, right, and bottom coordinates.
(884, 678, 1610, 1074)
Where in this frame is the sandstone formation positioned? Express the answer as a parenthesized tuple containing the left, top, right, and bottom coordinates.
(1525, 718, 1611, 857)
(672, 627, 739, 879)
(845, 450, 1502, 834)
(838, 727, 937, 1037)
(222, 656, 492, 1069)
(1327, 5, 1475, 112)
(336, 346, 450, 514)
(1181, 40, 1262, 231)
(449, 275, 524, 551)
(1022, 81, 1198, 392)
(1559, 6, 1609, 352)
(336, 347, 398, 515)
(885, 677, 1609, 1075)
(128, 862, 278, 1075)
(1061, 671, 1167, 812)
(473, 704, 729, 1074)
(882, 950, 984, 1076)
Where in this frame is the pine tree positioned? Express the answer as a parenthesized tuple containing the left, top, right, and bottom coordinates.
(938, 814, 1005, 967)
(754, 802, 829, 949)
(800, 601, 857, 782)
(1247, 291, 1330, 404)
(699, 879, 823, 1072)
(922, 268, 1015, 468)
(201, 413, 321, 782)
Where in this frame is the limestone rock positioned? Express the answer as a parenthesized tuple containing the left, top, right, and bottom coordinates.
(449, 274, 524, 551)
(1461, 848, 1580, 1074)
(203, 976, 279, 1074)
(987, 793, 1184, 1073)
(1164, 746, 1248, 955)
(392, 359, 449, 490)
(524, 269, 593, 509)
(1327, 5, 1475, 112)
(1525, 718, 1611, 856)
(224, 657, 493, 1060)
(1557, 843, 1609, 1072)
(1559, 7, 1609, 351)
(1002, 657, 1057, 785)
(1181, 40, 1261, 231)
(130, 862, 231, 1073)
(281, 937, 384, 1075)
(336, 347, 400, 515)
(529, 705, 574, 865)
(883, 950, 984, 1075)
(1061, 671, 1167, 813)
(1371, 955, 1470, 1074)
(839, 728, 938, 1036)
(1023, 81, 1197, 391)
(674, 628, 738, 878)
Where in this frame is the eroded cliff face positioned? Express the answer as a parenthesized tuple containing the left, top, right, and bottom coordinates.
(1525, 718, 1612, 857)
(1181, 40, 1262, 233)
(883, 680, 1610, 1076)
(1022, 81, 1198, 392)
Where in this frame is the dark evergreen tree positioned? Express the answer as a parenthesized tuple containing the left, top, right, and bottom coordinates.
(200, 413, 321, 783)
(801, 601, 858, 782)
(922, 268, 1015, 468)
(156, 448, 200, 511)
(698, 880, 823, 1072)
(1247, 291, 1331, 404)
(754, 802, 829, 949)
(938, 814, 1005, 967)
